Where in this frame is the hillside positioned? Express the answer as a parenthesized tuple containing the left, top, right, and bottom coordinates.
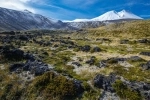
(71, 20, 150, 39)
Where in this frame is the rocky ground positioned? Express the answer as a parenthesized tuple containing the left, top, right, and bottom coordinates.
(0, 29, 150, 100)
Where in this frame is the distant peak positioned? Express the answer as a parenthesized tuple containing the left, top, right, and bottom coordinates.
(108, 10, 117, 13)
(120, 10, 131, 13)
(121, 9, 126, 12)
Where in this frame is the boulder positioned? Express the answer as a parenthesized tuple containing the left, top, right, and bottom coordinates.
(93, 73, 116, 92)
(73, 79, 84, 94)
(3, 49, 24, 61)
(23, 60, 50, 76)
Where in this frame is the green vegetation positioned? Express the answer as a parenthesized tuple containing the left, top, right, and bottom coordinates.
(113, 80, 142, 100)
(113, 65, 150, 83)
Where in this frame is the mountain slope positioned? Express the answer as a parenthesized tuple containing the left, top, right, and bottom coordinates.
(0, 7, 74, 31)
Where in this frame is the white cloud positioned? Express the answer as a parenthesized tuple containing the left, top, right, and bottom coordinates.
(61, 0, 99, 8)
(0, 0, 36, 12)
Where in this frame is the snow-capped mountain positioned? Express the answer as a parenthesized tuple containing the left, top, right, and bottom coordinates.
(0, 7, 74, 31)
(65, 10, 143, 29)
(66, 10, 143, 22)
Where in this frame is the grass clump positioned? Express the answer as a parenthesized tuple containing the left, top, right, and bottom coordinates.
(27, 71, 80, 100)
(80, 82, 100, 100)
(113, 80, 142, 100)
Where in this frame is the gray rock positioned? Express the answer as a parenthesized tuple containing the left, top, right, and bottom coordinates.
(86, 56, 96, 65)
(128, 56, 143, 61)
(72, 62, 81, 67)
(93, 73, 116, 92)
(80, 45, 91, 52)
(120, 39, 129, 44)
(98, 60, 107, 68)
(140, 52, 150, 56)
(92, 47, 101, 52)
(141, 61, 150, 70)
(99, 91, 120, 100)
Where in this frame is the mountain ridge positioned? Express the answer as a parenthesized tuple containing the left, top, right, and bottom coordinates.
(65, 10, 143, 22)
(0, 7, 75, 31)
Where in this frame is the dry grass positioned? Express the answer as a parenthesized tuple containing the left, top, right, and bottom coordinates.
(71, 20, 150, 39)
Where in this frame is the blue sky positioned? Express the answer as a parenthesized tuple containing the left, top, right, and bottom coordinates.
(0, 0, 150, 20)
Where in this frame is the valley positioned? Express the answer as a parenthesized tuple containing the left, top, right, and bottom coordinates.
(0, 20, 150, 100)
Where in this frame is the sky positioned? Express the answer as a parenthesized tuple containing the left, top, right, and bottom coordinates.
(0, 0, 150, 20)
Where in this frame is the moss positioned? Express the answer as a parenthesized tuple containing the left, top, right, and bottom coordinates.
(113, 80, 142, 100)
(0, 82, 23, 100)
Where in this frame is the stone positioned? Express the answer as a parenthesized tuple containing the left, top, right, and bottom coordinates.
(124, 81, 150, 100)
(72, 62, 81, 67)
(128, 56, 143, 61)
(141, 61, 150, 70)
(107, 57, 127, 64)
(73, 79, 84, 94)
(3, 49, 24, 61)
(120, 39, 129, 44)
(140, 52, 150, 56)
(24, 53, 35, 61)
(86, 56, 96, 65)
(98, 60, 107, 68)
(93, 73, 116, 92)
(99, 91, 120, 100)
(138, 39, 149, 43)
(53, 44, 59, 47)
(23, 60, 50, 76)
(19, 35, 29, 41)
(9, 63, 24, 72)
(80, 45, 91, 52)
(92, 47, 101, 52)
